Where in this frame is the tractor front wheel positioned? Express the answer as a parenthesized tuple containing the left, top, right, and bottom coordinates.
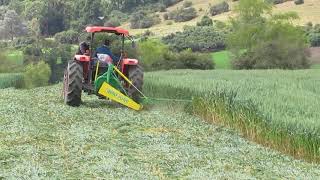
(127, 65, 144, 103)
(63, 60, 83, 107)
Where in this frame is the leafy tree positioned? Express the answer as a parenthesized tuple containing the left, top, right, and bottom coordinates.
(23, 0, 67, 36)
(227, 0, 310, 69)
(0, 10, 27, 40)
(71, 0, 103, 30)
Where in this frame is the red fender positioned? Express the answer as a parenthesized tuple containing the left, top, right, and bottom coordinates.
(121, 58, 139, 73)
(74, 55, 90, 62)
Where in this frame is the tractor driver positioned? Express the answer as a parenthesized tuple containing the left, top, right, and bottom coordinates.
(95, 39, 119, 64)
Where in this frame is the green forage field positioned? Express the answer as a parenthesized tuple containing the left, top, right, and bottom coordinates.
(0, 70, 320, 179)
(0, 83, 320, 179)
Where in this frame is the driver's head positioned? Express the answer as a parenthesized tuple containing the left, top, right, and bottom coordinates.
(104, 39, 111, 46)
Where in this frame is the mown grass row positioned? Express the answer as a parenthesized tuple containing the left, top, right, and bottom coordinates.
(144, 70, 320, 162)
(0, 73, 23, 89)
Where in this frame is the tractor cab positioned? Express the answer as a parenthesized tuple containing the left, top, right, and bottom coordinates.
(63, 26, 144, 110)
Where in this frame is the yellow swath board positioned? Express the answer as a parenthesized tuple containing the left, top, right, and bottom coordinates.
(98, 82, 142, 111)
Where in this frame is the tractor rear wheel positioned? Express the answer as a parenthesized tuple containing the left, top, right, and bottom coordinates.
(127, 65, 144, 103)
(63, 60, 83, 106)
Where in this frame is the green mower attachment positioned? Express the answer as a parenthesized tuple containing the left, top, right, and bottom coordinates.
(94, 63, 143, 111)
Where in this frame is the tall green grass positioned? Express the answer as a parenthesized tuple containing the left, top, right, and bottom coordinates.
(0, 73, 23, 89)
(145, 69, 320, 162)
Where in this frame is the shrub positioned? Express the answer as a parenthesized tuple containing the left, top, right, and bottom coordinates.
(108, 10, 129, 23)
(54, 30, 79, 44)
(163, 26, 227, 52)
(163, 0, 183, 7)
(130, 11, 161, 29)
(159, 4, 167, 12)
(197, 16, 213, 26)
(163, 13, 169, 20)
(267, 0, 284, 4)
(23, 61, 51, 89)
(294, 0, 304, 5)
(166, 21, 173, 25)
(104, 18, 121, 27)
(303, 23, 320, 47)
(12, 36, 37, 49)
(168, 7, 197, 22)
(210, 2, 229, 16)
(310, 33, 320, 47)
(183, 1, 193, 8)
(138, 39, 169, 70)
(175, 49, 214, 70)
(153, 49, 214, 70)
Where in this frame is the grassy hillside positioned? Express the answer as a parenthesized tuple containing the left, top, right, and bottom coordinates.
(123, 0, 320, 36)
(212, 50, 232, 69)
(145, 69, 320, 161)
(0, 84, 320, 178)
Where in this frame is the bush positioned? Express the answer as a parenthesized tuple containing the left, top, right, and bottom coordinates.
(163, 0, 183, 7)
(138, 39, 169, 70)
(310, 33, 320, 47)
(163, 26, 227, 52)
(137, 39, 214, 71)
(168, 7, 197, 22)
(54, 30, 79, 44)
(183, 1, 193, 8)
(304, 23, 320, 47)
(23, 61, 51, 89)
(294, 0, 304, 5)
(197, 16, 213, 26)
(104, 19, 121, 27)
(159, 4, 167, 12)
(266, 0, 284, 4)
(130, 11, 161, 29)
(166, 21, 173, 25)
(108, 10, 129, 23)
(163, 13, 169, 20)
(175, 49, 214, 70)
(11, 36, 37, 49)
(210, 2, 229, 16)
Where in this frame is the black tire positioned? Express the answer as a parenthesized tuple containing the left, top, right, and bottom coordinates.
(63, 60, 83, 107)
(127, 65, 144, 103)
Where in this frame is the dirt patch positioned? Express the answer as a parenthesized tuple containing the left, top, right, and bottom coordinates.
(309, 47, 320, 64)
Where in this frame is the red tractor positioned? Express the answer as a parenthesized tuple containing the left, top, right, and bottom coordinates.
(63, 26, 144, 110)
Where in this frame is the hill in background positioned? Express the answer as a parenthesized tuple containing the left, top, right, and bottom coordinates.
(122, 0, 320, 36)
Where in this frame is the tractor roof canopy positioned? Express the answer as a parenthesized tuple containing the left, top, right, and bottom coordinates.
(86, 26, 129, 36)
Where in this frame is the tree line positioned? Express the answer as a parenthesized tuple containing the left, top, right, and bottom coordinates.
(0, 0, 178, 39)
